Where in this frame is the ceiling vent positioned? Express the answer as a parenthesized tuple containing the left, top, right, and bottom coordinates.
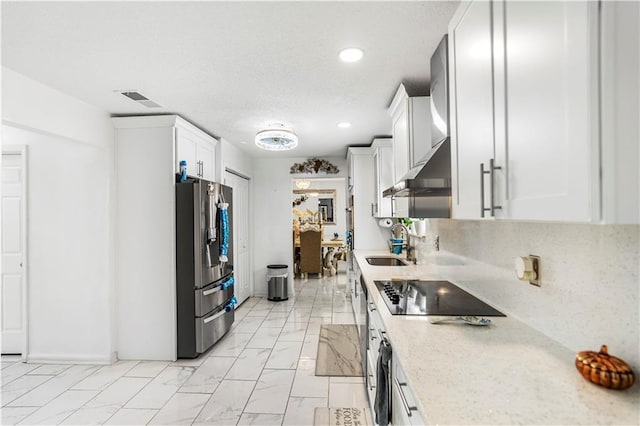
(119, 91, 162, 108)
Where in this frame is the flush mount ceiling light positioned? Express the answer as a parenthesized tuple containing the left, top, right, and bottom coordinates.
(337, 122, 351, 129)
(295, 179, 311, 189)
(339, 47, 364, 63)
(255, 124, 298, 151)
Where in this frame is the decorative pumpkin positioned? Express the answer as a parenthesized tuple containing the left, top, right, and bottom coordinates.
(575, 345, 635, 390)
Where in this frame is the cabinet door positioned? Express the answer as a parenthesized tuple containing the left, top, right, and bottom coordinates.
(197, 140, 215, 182)
(391, 105, 409, 217)
(373, 144, 394, 218)
(175, 128, 197, 177)
(409, 97, 432, 168)
(450, 0, 496, 219)
(500, 1, 593, 221)
(392, 105, 410, 183)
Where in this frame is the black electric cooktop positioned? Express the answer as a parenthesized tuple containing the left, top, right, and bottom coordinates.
(374, 280, 506, 317)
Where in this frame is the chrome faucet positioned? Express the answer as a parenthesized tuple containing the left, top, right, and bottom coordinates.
(390, 223, 416, 264)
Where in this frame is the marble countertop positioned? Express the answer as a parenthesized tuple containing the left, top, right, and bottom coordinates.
(353, 250, 639, 425)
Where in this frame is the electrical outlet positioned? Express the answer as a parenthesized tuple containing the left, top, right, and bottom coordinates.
(515, 255, 541, 286)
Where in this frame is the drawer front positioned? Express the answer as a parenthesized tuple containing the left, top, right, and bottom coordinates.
(195, 279, 234, 317)
(195, 308, 234, 353)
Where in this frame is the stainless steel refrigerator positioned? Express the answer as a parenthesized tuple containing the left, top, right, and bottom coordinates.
(176, 178, 235, 358)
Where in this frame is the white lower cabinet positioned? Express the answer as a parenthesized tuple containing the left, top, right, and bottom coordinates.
(391, 352, 425, 425)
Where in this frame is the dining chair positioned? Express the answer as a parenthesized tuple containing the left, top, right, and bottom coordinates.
(299, 229, 323, 277)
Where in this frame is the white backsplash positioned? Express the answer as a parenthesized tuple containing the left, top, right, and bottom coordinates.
(425, 219, 640, 371)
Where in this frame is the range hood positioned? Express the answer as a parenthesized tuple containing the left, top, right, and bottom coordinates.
(383, 138, 451, 198)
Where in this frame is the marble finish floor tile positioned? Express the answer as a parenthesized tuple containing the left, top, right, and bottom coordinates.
(9, 365, 101, 407)
(71, 361, 139, 391)
(18, 389, 99, 425)
(59, 406, 119, 425)
(225, 348, 271, 380)
(103, 408, 158, 425)
(178, 356, 235, 393)
(26, 365, 71, 376)
(291, 359, 329, 398)
(124, 367, 195, 409)
(1, 363, 41, 386)
(84, 376, 151, 409)
(1, 374, 51, 406)
(332, 312, 356, 324)
(0, 406, 38, 425)
(244, 369, 295, 414)
(208, 331, 254, 357)
(237, 413, 284, 425)
(193, 379, 255, 426)
(246, 327, 282, 349)
(328, 382, 369, 408)
(147, 392, 210, 425)
(124, 361, 170, 378)
(265, 341, 303, 370)
(233, 316, 265, 333)
(283, 396, 328, 426)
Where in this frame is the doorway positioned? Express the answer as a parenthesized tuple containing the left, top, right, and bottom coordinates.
(292, 177, 346, 277)
(225, 170, 251, 305)
(2, 146, 28, 358)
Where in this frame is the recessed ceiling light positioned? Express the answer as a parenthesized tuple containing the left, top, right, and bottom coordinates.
(339, 47, 364, 63)
(337, 122, 351, 129)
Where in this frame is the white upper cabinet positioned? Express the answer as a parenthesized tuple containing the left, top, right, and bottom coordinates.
(371, 138, 394, 218)
(388, 84, 431, 218)
(448, 0, 622, 222)
(175, 124, 217, 182)
(449, 0, 496, 219)
(498, 1, 593, 221)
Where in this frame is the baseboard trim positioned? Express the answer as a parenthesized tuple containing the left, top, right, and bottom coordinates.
(26, 353, 113, 365)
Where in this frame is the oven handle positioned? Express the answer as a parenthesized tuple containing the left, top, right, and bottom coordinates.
(394, 377, 418, 417)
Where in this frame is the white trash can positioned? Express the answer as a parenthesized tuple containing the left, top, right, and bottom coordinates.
(267, 264, 288, 301)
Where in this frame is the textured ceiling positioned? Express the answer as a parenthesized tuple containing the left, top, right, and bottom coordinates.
(1, 1, 459, 158)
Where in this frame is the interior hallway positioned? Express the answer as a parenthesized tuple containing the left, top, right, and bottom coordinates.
(1, 271, 369, 425)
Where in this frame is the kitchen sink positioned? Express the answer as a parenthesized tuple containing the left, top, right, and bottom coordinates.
(365, 257, 408, 266)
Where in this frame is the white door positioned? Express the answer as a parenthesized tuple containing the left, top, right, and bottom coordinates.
(2, 151, 26, 354)
(225, 171, 251, 305)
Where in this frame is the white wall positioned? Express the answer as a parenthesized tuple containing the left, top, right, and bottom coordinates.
(2, 68, 115, 363)
(428, 219, 640, 372)
(253, 156, 347, 296)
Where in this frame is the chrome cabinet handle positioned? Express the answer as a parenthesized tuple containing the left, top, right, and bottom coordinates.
(480, 162, 488, 217)
(394, 377, 418, 417)
(480, 159, 502, 217)
(489, 158, 502, 216)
